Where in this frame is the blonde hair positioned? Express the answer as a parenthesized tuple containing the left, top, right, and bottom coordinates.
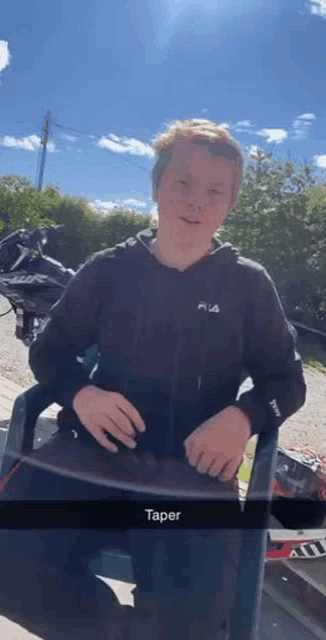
(151, 119, 245, 211)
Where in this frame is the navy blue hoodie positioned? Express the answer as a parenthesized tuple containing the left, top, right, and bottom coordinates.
(29, 227, 306, 459)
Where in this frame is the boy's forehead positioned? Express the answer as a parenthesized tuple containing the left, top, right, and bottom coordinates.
(168, 138, 233, 174)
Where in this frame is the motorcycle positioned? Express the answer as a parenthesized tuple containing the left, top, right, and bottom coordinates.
(266, 529, 326, 560)
(0, 226, 75, 346)
(266, 446, 326, 559)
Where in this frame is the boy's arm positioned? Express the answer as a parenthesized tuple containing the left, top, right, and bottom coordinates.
(184, 264, 305, 480)
(29, 252, 108, 408)
(233, 265, 306, 436)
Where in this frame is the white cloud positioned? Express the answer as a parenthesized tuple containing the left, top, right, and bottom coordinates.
(1, 134, 57, 152)
(247, 146, 271, 163)
(88, 200, 120, 215)
(97, 134, 155, 158)
(291, 126, 306, 140)
(121, 198, 147, 208)
(256, 128, 288, 144)
(314, 154, 326, 168)
(77, 148, 82, 154)
(297, 113, 316, 120)
(291, 114, 315, 140)
(233, 120, 255, 133)
(108, 134, 121, 142)
(2, 134, 40, 151)
(47, 140, 57, 152)
(236, 120, 252, 127)
(247, 145, 260, 157)
(151, 202, 158, 220)
(201, 108, 208, 113)
(60, 133, 77, 142)
(0, 41, 10, 72)
(89, 198, 151, 216)
(309, 1, 326, 18)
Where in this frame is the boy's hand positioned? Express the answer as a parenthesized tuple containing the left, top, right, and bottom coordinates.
(72, 385, 146, 452)
(183, 406, 251, 482)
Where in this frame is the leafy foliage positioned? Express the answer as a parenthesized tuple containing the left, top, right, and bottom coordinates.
(0, 177, 153, 269)
(219, 148, 326, 328)
(1, 151, 326, 328)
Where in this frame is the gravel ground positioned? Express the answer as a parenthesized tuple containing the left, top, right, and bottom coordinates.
(0, 294, 325, 466)
(0, 296, 37, 389)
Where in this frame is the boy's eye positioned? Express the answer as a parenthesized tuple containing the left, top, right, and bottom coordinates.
(178, 180, 188, 186)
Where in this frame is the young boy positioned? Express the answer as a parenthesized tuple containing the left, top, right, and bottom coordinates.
(0, 119, 306, 639)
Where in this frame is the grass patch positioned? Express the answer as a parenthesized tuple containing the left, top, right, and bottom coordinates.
(237, 436, 258, 484)
(238, 461, 252, 484)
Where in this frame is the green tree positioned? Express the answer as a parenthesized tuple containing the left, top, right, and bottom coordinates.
(219, 147, 326, 326)
(0, 174, 154, 270)
(94, 209, 153, 250)
(0, 175, 53, 235)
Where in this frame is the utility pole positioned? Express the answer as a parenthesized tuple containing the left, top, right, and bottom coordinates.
(38, 110, 51, 191)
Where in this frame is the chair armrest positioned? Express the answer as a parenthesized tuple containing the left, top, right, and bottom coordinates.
(245, 429, 279, 505)
(0, 384, 58, 477)
(230, 429, 279, 640)
(1, 344, 99, 478)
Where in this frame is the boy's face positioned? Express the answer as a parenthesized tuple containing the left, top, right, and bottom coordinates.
(155, 139, 234, 245)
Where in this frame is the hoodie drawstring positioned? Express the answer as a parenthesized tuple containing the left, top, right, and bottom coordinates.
(124, 303, 145, 396)
(197, 262, 216, 392)
(198, 309, 210, 392)
(166, 310, 183, 456)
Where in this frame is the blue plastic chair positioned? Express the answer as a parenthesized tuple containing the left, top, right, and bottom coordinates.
(0, 344, 279, 639)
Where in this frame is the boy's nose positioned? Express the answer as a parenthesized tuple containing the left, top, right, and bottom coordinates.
(187, 202, 202, 214)
(188, 200, 201, 209)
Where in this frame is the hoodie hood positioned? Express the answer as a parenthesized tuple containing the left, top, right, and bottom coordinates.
(112, 226, 240, 268)
(134, 226, 240, 269)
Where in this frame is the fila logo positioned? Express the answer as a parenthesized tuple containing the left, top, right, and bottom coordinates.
(270, 398, 282, 418)
(197, 301, 220, 314)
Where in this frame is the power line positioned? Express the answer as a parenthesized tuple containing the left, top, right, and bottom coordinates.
(52, 121, 94, 137)
(1, 115, 151, 174)
(52, 120, 150, 172)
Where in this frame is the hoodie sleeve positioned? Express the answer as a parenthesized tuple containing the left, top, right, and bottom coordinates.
(233, 264, 306, 436)
(29, 251, 109, 408)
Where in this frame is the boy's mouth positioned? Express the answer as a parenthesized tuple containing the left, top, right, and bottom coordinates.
(180, 217, 201, 225)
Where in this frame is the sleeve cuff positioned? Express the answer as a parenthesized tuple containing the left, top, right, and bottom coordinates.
(233, 395, 278, 436)
(52, 374, 92, 409)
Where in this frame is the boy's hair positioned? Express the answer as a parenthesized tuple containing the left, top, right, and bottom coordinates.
(151, 119, 245, 211)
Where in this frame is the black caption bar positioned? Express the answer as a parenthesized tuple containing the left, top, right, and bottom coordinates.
(0, 499, 283, 529)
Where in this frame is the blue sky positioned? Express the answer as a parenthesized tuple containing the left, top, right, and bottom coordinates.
(1, 0, 326, 218)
